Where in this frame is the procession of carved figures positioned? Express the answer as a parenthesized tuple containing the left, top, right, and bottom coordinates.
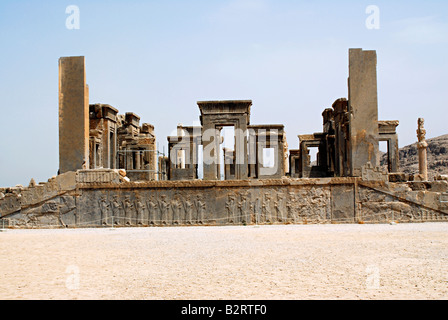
(225, 187, 331, 224)
(3, 185, 447, 228)
(94, 187, 332, 226)
(97, 192, 207, 226)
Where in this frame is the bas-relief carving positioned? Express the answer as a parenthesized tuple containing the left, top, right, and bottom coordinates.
(146, 195, 158, 225)
(135, 196, 146, 225)
(358, 186, 448, 223)
(101, 191, 210, 226)
(274, 193, 285, 222)
(252, 195, 262, 223)
(222, 186, 331, 225)
(3, 195, 77, 228)
(171, 195, 183, 225)
(99, 195, 110, 225)
(111, 195, 124, 225)
(183, 196, 194, 225)
(225, 194, 236, 224)
(287, 186, 331, 223)
(2, 184, 447, 228)
(237, 192, 250, 224)
(158, 194, 170, 225)
(261, 192, 272, 223)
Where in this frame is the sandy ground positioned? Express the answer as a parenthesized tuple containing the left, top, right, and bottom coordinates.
(0, 222, 447, 300)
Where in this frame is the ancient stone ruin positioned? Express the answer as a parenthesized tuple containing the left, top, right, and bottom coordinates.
(1, 49, 447, 228)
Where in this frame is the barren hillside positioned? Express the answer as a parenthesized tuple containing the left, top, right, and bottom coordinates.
(381, 134, 448, 180)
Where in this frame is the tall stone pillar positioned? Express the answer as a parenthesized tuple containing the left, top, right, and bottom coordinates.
(348, 49, 379, 177)
(59, 56, 89, 173)
(417, 118, 428, 181)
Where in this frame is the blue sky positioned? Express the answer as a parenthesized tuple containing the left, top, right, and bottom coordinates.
(0, 0, 447, 187)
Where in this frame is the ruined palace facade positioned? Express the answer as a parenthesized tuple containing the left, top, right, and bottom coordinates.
(1, 49, 447, 228)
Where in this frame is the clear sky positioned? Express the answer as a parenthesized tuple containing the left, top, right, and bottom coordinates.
(0, 0, 447, 187)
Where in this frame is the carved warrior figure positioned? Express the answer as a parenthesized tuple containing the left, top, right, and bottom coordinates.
(124, 195, 137, 225)
(111, 195, 123, 225)
(237, 194, 249, 224)
(171, 196, 183, 225)
(274, 193, 285, 222)
(158, 195, 170, 225)
(236, 193, 244, 224)
(195, 194, 206, 224)
(135, 196, 146, 226)
(261, 193, 271, 223)
(99, 195, 110, 225)
(183, 198, 194, 224)
(146, 196, 158, 225)
(225, 194, 236, 223)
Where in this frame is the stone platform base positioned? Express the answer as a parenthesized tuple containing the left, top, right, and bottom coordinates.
(1, 175, 448, 228)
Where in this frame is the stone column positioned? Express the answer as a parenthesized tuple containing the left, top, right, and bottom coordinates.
(135, 151, 141, 170)
(348, 49, 379, 177)
(417, 118, 428, 181)
(59, 56, 89, 173)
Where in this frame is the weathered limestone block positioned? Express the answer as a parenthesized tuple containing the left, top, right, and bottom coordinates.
(361, 162, 388, 182)
(76, 169, 122, 184)
(19, 172, 76, 207)
(0, 194, 21, 217)
(348, 49, 380, 177)
(331, 185, 355, 223)
(59, 56, 89, 173)
(407, 181, 448, 193)
(435, 175, 448, 181)
(388, 173, 409, 183)
(413, 174, 426, 182)
(440, 193, 448, 210)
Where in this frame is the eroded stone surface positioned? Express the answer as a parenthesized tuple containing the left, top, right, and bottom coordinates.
(1, 177, 447, 228)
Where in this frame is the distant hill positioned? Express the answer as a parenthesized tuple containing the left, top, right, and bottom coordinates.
(381, 134, 448, 180)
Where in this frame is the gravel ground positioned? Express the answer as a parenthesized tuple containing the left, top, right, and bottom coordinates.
(0, 223, 447, 300)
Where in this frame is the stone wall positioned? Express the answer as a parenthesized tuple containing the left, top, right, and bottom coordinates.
(1, 176, 447, 228)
